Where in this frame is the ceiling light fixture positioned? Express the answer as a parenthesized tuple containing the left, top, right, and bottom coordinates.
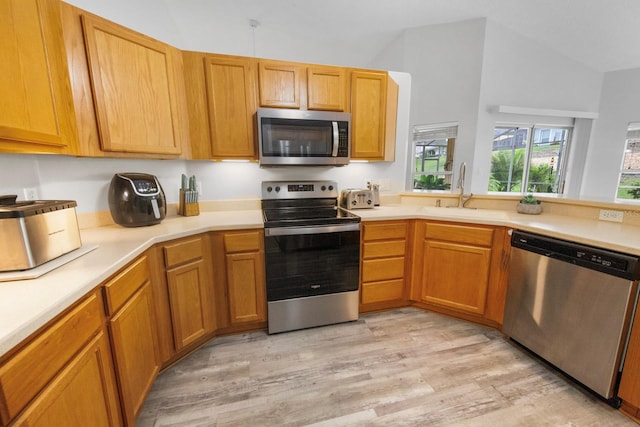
(249, 19, 260, 57)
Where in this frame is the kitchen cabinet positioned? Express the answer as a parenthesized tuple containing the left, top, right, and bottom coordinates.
(350, 69, 398, 161)
(0, 0, 79, 155)
(258, 60, 304, 109)
(162, 235, 216, 353)
(212, 230, 267, 330)
(183, 52, 258, 160)
(78, 11, 186, 156)
(0, 291, 121, 426)
(360, 221, 411, 312)
(258, 60, 348, 111)
(410, 221, 509, 327)
(103, 255, 160, 426)
(618, 304, 640, 418)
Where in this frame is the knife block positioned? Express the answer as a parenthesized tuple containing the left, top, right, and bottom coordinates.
(178, 189, 200, 217)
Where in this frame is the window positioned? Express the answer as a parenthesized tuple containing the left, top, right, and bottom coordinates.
(412, 123, 456, 191)
(617, 123, 640, 201)
(489, 125, 571, 194)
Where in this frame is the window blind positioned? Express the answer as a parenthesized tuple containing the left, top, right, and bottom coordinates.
(413, 124, 458, 142)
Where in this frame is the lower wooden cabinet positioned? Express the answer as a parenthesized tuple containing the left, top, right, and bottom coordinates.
(163, 235, 216, 353)
(360, 221, 410, 312)
(11, 331, 121, 427)
(410, 221, 510, 327)
(103, 256, 160, 426)
(618, 303, 640, 418)
(224, 231, 267, 325)
(211, 230, 267, 330)
(0, 291, 121, 426)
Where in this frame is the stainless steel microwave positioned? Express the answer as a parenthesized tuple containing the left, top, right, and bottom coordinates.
(257, 108, 351, 166)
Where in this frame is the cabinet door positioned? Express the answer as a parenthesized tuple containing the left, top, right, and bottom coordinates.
(109, 281, 160, 426)
(421, 240, 491, 315)
(619, 303, 640, 412)
(258, 60, 303, 109)
(203, 55, 257, 158)
(166, 259, 216, 350)
(226, 252, 266, 324)
(350, 70, 387, 160)
(13, 331, 122, 427)
(81, 14, 183, 155)
(307, 66, 347, 111)
(0, 0, 78, 154)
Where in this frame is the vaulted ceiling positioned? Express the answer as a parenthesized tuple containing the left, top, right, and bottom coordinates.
(167, 0, 640, 73)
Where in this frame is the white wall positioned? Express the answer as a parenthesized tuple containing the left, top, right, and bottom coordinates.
(472, 20, 603, 194)
(581, 68, 640, 201)
(370, 19, 487, 191)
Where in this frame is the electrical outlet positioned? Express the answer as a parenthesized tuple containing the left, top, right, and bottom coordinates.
(599, 209, 624, 222)
(23, 187, 39, 201)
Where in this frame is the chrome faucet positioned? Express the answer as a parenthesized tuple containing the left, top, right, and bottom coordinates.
(457, 162, 473, 208)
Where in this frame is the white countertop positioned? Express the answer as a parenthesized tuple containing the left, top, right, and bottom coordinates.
(0, 210, 263, 357)
(1, 204, 640, 358)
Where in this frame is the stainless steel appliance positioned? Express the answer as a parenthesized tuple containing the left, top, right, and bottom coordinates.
(261, 180, 361, 333)
(108, 173, 166, 227)
(0, 195, 81, 271)
(340, 189, 374, 210)
(257, 108, 351, 166)
(503, 230, 640, 405)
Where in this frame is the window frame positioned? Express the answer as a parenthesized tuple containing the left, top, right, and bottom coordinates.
(490, 122, 572, 196)
(410, 122, 458, 192)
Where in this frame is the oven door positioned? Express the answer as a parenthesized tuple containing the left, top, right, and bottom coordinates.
(264, 223, 360, 301)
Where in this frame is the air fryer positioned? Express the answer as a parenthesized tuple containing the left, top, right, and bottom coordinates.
(108, 173, 166, 227)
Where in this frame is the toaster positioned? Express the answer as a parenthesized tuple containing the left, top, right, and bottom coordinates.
(340, 189, 374, 209)
(0, 195, 81, 271)
(108, 173, 166, 227)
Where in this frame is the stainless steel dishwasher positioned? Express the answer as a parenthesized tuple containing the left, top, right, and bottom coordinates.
(503, 230, 640, 405)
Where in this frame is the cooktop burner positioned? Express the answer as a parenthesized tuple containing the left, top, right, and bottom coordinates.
(261, 180, 360, 228)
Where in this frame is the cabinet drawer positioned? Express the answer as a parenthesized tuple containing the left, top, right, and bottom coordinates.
(164, 237, 203, 268)
(363, 241, 406, 259)
(103, 255, 149, 315)
(363, 222, 407, 241)
(0, 291, 103, 424)
(425, 222, 493, 247)
(362, 257, 405, 282)
(361, 279, 405, 304)
(224, 231, 262, 253)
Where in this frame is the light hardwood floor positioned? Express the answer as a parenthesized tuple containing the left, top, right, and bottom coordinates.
(137, 308, 635, 426)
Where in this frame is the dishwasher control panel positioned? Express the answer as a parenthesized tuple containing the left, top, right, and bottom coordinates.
(511, 230, 640, 280)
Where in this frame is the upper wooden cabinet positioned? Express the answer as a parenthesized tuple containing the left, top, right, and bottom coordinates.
(0, 0, 79, 154)
(350, 69, 398, 161)
(258, 60, 348, 111)
(79, 13, 185, 156)
(258, 60, 303, 109)
(307, 65, 348, 111)
(183, 52, 258, 160)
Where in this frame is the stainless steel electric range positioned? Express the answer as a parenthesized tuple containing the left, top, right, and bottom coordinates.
(261, 180, 361, 334)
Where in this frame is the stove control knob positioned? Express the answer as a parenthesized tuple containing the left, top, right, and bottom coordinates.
(275, 186, 281, 192)
(321, 185, 326, 191)
(328, 185, 334, 191)
(351, 199, 357, 206)
(266, 186, 273, 193)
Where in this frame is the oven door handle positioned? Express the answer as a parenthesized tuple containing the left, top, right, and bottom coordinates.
(264, 223, 360, 236)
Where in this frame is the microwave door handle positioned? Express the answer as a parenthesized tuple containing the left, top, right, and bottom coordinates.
(331, 121, 339, 157)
